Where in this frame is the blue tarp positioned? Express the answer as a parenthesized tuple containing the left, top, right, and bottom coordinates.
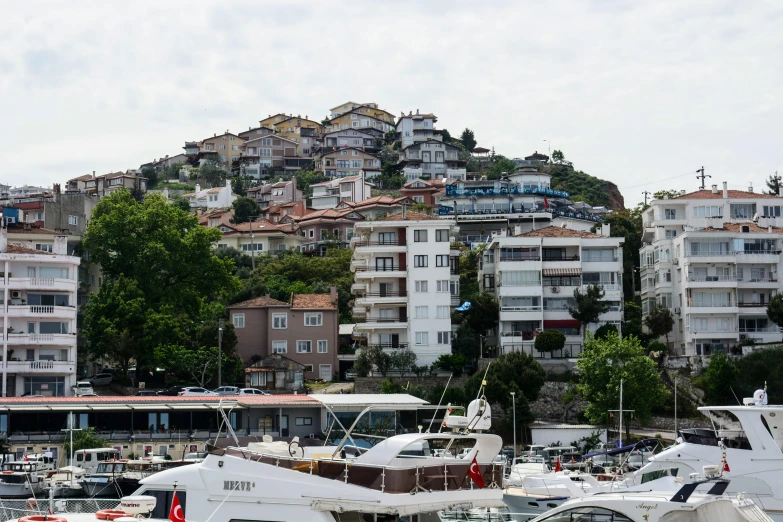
(455, 302, 472, 312)
(584, 438, 659, 459)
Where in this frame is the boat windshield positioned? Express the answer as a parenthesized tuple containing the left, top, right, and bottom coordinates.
(536, 506, 632, 521)
(96, 462, 127, 473)
(681, 410, 752, 450)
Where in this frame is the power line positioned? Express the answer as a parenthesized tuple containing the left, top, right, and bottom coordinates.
(619, 170, 701, 190)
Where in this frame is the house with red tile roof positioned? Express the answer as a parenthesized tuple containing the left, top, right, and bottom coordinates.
(183, 180, 237, 210)
(310, 174, 373, 210)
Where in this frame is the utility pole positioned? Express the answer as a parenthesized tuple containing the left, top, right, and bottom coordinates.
(696, 166, 710, 190)
(218, 319, 224, 387)
(642, 191, 651, 205)
(674, 376, 678, 437)
(510, 392, 517, 457)
(249, 218, 256, 270)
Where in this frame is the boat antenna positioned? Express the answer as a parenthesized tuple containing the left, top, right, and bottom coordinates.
(730, 387, 742, 406)
(427, 372, 453, 433)
(475, 361, 492, 400)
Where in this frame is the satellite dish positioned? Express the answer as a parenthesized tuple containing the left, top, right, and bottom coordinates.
(753, 212, 760, 222)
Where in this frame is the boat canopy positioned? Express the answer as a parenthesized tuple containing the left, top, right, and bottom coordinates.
(584, 438, 658, 458)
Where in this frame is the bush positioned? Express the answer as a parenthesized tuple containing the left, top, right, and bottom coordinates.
(432, 354, 467, 376)
(535, 331, 566, 353)
(594, 323, 618, 340)
(647, 341, 668, 354)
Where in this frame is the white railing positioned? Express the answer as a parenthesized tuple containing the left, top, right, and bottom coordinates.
(29, 360, 54, 370)
(29, 333, 54, 342)
(687, 275, 736, 282)
(30, 306, 54, 314)
(500, 305, 542, 312)
(739, 327, 780, 333)
(30, 278, 55, 287)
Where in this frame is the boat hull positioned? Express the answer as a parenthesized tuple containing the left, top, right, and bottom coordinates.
(42, 485, 85, 498)
(502, 492, 567, 522)
(0, 481, 41, 498)
(80, 479, 119, 498)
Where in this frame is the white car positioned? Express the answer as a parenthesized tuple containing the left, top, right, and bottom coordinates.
(178, 387, 219, 396)
(74, 381, 95, 396)
(213, 386, 239, 395)
(87, 373, 113, 387)
(238, 388, 268, 395)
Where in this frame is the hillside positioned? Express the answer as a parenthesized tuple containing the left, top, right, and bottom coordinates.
(548, 164, 625, 210)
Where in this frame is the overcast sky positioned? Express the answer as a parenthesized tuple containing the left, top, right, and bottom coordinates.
(2, 0, 782, 207)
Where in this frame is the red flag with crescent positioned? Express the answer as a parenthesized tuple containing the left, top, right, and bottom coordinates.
(467, 455, 485, 488)
(169, 492, 185, 522)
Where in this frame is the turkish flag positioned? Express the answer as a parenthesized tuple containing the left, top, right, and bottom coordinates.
(723, 460, 730, 472)
(543, 196, 549, 209)
(554, 457, 562, 472)
(169, 492, 185, 522)
(467, 455, 485, 488)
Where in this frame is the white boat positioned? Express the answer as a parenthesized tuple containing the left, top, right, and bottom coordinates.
(638, 388, 783, 521)
(41, 465, 86, 498)
(0, 454, 57, 498)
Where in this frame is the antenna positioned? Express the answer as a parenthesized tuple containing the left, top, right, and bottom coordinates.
(642, 191, 651, 205)
(729, 387, 742, 406)
(427, 372, 453, 433)
(696, 166, 711, 190)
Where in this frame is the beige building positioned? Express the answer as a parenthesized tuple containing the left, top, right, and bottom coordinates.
(229, 289, 340, 381)
(200, 132, 247, 168)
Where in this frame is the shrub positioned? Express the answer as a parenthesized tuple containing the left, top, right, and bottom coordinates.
(594, 323, 618, 340)
(535, 330, 566, 353)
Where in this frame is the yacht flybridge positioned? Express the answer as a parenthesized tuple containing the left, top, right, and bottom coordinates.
(638, 387, 783, 521)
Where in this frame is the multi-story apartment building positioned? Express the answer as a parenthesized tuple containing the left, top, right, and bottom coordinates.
(237, 135, 299, 179)
(229, 288, 339, 381)
(237, 126, 275, 141)
(271, 116, 324, 145)
(246, 178, 302, 209)
(400, 178, 445, 206)
(397, 139, 467, 181)
(327, 106, 396, 134)
(314, 147, 382, 179)
(215, 220, 305, 256)
(0, 229, 80, 396)
(336, 195, 414, 220)
(200, 132, 246, 168)
(310, 175, 373, 210)
(478, 225, 624, 360)
(258, 113, 291, 128)
(319, 129, 382, 154)
(350, 212, 460, 366)
(293, 208, 365, 255)
(65, 172, 147, 198)
(396, 111, 438, 147)
(440, 166, 605, 244)
(640, 183, 783, 356)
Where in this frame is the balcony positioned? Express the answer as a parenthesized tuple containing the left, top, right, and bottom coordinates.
(7, 278, 76, 292)
(367, 343, 409, 351)
(7, 360, 73, 374)
(542, 254, 580, 262)
(581, 283, 622, 292)
(352, 239, 407, 247)
(353, 265, 407, 278)
(7, 305, 75, 319)
(357, 315, 408, 329)
(500, 305, 542, 312)
(5, 333, 74, 346)
(739, 326, 780, 333)
(355, 291, 408, 306)
(737, 302, 770, 313)
(687, 275, 737, 284)
(499, 255, 540, 262)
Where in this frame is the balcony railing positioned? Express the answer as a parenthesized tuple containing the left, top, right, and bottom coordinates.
(355, 265, 407, 272)
(500, 305, 542, 312)
(738, 277, 778, 283)
(363, 291, 407, 298)
(543, 254, 580, 262)
(738, 302, 768, 308)
(582, 283, 622, 291)
(361, 315, 408, 323)
(30, 305, 54, 314)
(30, 278, 56, 287)
(450, 267, 460, 275)
(500, 331, 537, 340)
(367, 343, 409, 350)
(29, 360, 55, 370)
(688, 300, 734, 307)
(739, 326, 779, 332)
(687, 275, 737, 282)
(500, 255, 540, 262)
(353, 240, 407, 247)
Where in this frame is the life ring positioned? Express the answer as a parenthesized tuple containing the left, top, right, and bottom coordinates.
(95, 510, 126, 520)
(2, 470, 14, 474)
(19, 517, 67, 522)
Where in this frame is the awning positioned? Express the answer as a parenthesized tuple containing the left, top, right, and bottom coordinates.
(544, 320, 581, 328)
(543, 268, 582, 276)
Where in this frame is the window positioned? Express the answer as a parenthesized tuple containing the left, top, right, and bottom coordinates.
(436, 306, 450, 319)
(730, 203, 756, 219)
(317, 340, 328, 353)
(665, 229, 678, 239)
(414, 255, 428, 267)
(414, 230, 428, 242)
(297, 341, 312, 353)
(436, 255, 449, 267)
(242, 243, 263, 252)
(272, 341, 287, 354)
(436, 280, 449, 292)
(437, 331, 450, 344)
(412, 196, 424, 203)
(763, 205, 782, 217)
(232, 313, 245, 328)
(219, 144, 226, 150)
(436, 229, 450, 242)
(694, 205, 723, 217)
(415, 332, 429, 345)
(304, 313, 323, 326)
(295, 417, 313, 426)
(502, 271, 541, 286)
(582, 248, 614, 262)
(272, 313, 287, 329)
(415, 280, 428, 292)
(536, 507, 632, 522)
(664, 208, 677, 220)
(35, 244, 53, 253)
(68, 215, 78, 226)
(378, 232, 396, 244)
(415, 306, 429, 319)
(309, 230, 314, 238)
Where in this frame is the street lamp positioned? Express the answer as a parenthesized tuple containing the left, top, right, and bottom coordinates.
(543, 140, 551, 157)
(218, 318, 224, 387)
(510, 392, 517, 458)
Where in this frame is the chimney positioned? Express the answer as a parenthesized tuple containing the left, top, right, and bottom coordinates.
(601, 223, 611, 237)
(749, 183, 754, 193)
(711, 184, 718, 194)
(53, 235, 67, 255)
(0, 227, 6, 253)
(195, 184, 201, 193)
(265, 293, 271, 305)
(680, 189, 686, 195)
(723, 181, 728, 198)
(330, 284, 338, 304)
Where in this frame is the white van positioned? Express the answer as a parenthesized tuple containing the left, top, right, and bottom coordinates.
(74, 381, 95, 396)
(72, 448, 121, 473)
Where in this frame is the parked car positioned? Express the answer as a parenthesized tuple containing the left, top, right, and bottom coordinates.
(87, 373, 113, 387)
(587, 453, 617, 473)
(178, 387, 218, 396)
(344, 372, 355, 381)
(213, 386, 240, 395)
(501, 447, 516, 464)
(74, 381, 95, 396)
(135, 390, 157, 396)
(238, 388, 267, 395)
(157, 386, 188, 396)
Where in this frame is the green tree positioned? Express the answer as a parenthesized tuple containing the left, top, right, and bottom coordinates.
(439, 129, 452, 143)
(171, 196, 191, 212)
(653, 189, 681, 200)
(155, 344, 243, 388)
(696, 353, 740, 405)
(551, 150, 565, 164)
(569, 284, 610, 338)
(460, 128, 477, 152)
(230, 196, 260, 224)
(320, 117, 331, 128)
(487, 154, 519, 180)
(767, 172, 782, 196)
(577, 332, 669, 435)
(458, 245, 482, 304)
(231, 176, 246, 196)
(411, 202, 433, 215)
(594, 323, 618, 340)
(453, 324, 480, 365)
(353, 349, 372, 377)
(162, 162, 184, 182)
(463, 292, 499, 338)
(767, 294, 783, 336)
(644, 305, 674, 344)
(390, 349, 417, 375)
(200, 160, 226, 187)
(141, 166, 158, 187)
(595, 210, 642, 299)
(433, 353, 467, 376)
(535, 330, 566, 353)
(63, 428, 108, 459)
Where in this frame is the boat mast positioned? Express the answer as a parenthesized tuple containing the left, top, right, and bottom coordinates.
(619, 380, 623, 447)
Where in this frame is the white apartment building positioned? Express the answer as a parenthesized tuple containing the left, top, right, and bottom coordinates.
(398, 139, 467, 181)
(478, 225, 624, 360)
(350, 212, 459, 366)
(0, 230, 80, 396)
(183, 181, 237, 210)
(396, 111, 438, 148)
(310, 174, 373, 210)
(640, 183, 783, 356)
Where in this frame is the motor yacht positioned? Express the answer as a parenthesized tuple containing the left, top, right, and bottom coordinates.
(79, 460, 128, 498)
(637, 387, 783, 521)
(41, 465, 86, 498)
(0, 454, 56, 498)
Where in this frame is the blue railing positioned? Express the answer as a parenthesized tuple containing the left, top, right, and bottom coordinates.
(438, 205, 604, 222)
(444, 186, 571, 198)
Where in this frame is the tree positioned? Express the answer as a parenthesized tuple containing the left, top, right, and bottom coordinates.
(320, 117, 331, 128)
(353, 349, 372, 377)
(231, 176, 246, 197)
(595, 210, 643, 299)
(644, 305, 674, 344)
(594, 323, 618, 340)
(155, 344, 242, 388)
(458, 245, 482, 304)
(390, 349, 417, 375)
(230, 196, 260, 224)
(534, 331, 566, 353)
(463, 292, 499, 338)
(162, 162, 183, 182)
(569, 285, 610, 338)
(767, 172, 782, 196)
(200, 160, 226, 187)
(439, 129, 452, 143)
(171, 196, 191, 212)
(696, 353, 740, 405)
(551, 150, 565, 164)
(411, 202, 433, 215)
(63, 428, 108, 459)
(767, 294, 783, 336)
(141, 166, 158, 187)
(433, 353, 467, 376)
(653, 189, 681, 200)
(487, 154, 519, 180)
(577, 332, 669, 435)
(460, 128, 477, 152)
(453, 324, 480, 365)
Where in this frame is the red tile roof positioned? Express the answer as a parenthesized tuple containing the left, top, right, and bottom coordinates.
(0, 394, 318, 407)
(516, 226, 602, 238)
(291, 294, 336, 309)
(674, 189, 780, 200)
(230, 296, 289, 308)
(4, 245, 53, 255)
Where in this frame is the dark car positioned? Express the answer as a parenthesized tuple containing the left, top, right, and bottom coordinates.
(501, 447, 516, 464)
(157, 386, 188, 396)
(135, 390, 157, 396)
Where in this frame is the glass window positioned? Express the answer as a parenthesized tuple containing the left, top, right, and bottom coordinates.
(317, 340, 327, 353)
(414, 255, 428, 267)
(415, 280, 428, 292)
(39, 267, 68, 279)
(415, 332, 428, 345)
(436, 255, 449, 267)
(437, 331, 450, 344)
(501, 271, 540, 286)
(296, 341, 312, 353)
(232, 313, 245, 328)
(537, 506, 632, 522)
(436, 306, 450, 318)
(415, 306, 428, 319)
(304, 313, 322, 326)
(272, 314, 287, 329)
(436, 280, 449, 292)
(272, 341, 287, 353)
(414, 230, 428, 242)
(435, 229, 450, 242)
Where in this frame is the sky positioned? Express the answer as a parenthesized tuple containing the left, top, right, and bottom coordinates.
(2, 0, 782, 208)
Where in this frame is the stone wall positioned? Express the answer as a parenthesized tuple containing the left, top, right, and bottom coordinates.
(530, 382, 586, 423)
(638, 415, 710, 431)
(354, 376, 468, 394)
